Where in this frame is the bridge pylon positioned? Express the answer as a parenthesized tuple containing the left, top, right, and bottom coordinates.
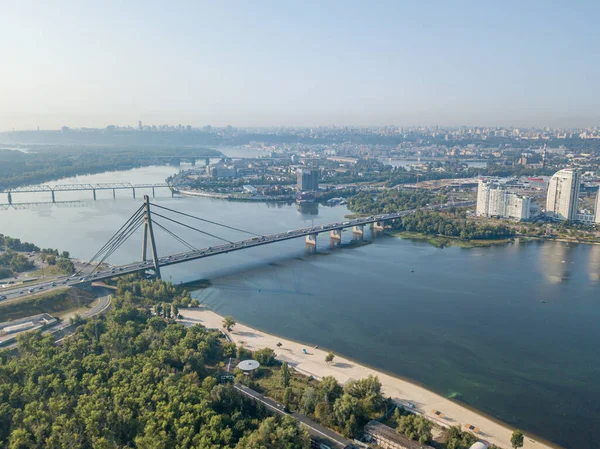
(142, 195, 161, 279)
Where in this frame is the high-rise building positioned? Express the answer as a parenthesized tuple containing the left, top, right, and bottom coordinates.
(595, 189, 600, 224)
(476, 179, 531, 221)
(545, 168, 580, 221)
(297, 168, 319, 192)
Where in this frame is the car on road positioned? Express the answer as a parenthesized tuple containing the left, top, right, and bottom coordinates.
(51, 282, 56, 287)
(28, 288, 35, 293)
(19, 291, 24, 294)
(0, 295, 6, 300)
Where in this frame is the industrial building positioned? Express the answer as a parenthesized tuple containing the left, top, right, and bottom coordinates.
(476, 179, 531, 221)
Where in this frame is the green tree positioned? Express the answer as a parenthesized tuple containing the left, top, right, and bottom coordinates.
(235, 416, 310, 449)
(57, 257, 75, 274)
(396, 413, 432, 444)
(299, 387, 317, 415)
(325, 351, 335, 364)
(281, 361, 291, 388)
(283, 387, 293, 411)
(223, 315, 236, 331)
(254, 347, 276, 366)
(511, 430, 524, 449)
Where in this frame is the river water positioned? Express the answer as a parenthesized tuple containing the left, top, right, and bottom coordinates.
(0, 165, 598, 449)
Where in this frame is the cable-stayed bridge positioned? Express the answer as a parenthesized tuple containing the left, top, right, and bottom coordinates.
(0, 197, 473, 300)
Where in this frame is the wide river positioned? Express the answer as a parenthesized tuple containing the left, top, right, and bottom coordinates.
(1, 164, 599, 449)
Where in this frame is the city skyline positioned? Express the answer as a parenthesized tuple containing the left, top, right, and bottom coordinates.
(2, 1, 600, 130)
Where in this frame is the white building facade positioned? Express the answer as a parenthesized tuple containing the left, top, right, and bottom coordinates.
(476, 179, 531, 221)
(545, 168, 580, 221)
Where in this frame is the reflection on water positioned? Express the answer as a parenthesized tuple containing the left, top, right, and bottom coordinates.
(539, 241, 575, 284)
(297, 203, 319, 216)
(588, 244, 600, 282)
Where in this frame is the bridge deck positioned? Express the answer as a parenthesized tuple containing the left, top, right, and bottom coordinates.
(81, 202, 473, 283)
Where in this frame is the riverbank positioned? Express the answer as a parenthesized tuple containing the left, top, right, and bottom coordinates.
(388, 230, 514, 248)
(178, 189, 295, 203)
(179, 308, 560, 449)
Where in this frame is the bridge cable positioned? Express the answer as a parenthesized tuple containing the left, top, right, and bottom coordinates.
(77, 207, 145, 269)
(81, 205, 145, 269)
(151, 212, 232, 243)
(149, 203, 260, 236)
(152, 219, 198, 251)
(86, 214, 146, 276)
(74, 207, 145, 276)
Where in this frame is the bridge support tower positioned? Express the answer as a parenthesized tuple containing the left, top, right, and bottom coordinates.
(113, 189, 116, 200)
(142, 195, 161, 279)
(92, 189, 97, 201)
(51, 190, 56, 203)
(132, 187, 136, 199)
(7, 192, 12, 205)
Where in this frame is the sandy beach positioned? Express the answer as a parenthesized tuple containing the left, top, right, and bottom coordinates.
(180, 308, 557, 449)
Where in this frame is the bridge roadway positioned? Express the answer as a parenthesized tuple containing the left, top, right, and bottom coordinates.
(0, 201, 473, 301)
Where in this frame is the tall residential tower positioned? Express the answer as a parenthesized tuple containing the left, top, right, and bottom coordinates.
(545, 168, 580, 221)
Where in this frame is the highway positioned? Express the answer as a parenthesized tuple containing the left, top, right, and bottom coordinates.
(2, 287, 112, 350)
(0, 201, 473, 301)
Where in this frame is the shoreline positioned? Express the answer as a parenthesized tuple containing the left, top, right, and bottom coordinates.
(180, 308, 563, 449)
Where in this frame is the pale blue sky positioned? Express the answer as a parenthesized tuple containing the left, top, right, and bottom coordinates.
(1, 1, 599, 130)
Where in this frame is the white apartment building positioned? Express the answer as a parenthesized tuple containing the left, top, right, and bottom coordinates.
(476, 179, 531, 221)
(545, 168, 580, 221)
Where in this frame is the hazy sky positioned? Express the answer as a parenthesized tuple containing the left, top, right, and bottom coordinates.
(1, 1, 599, 130)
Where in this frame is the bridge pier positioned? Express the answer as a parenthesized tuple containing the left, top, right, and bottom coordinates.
(113, 189, 116, 200)
(372, 221, 385, 231)
(352, 224, 364, 241)
(7, 192, 12, 205)
(132, 187, 136, 199)
(92, 189, 97, 201)
(152, 187, 155, 198)
(51, 190, 55, 203)
(330, 229, 342, 247)
(306, 233, 318, 252)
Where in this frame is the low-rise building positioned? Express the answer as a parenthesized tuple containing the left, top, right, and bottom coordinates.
(363, 421, 434, 449)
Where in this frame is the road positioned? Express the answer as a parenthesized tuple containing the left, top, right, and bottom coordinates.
(2, 287, 112, 350)
(0, 201, 474, 302)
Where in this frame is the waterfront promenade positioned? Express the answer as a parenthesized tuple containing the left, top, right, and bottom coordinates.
(180, 308, 558, 449)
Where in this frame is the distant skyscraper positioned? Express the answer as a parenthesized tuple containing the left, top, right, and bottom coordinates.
(138, 120, 143, 131)
(297, 168, 319, 192)
(545, 168, 580, 221)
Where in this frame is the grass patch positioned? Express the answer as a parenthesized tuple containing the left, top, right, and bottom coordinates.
(25, 265, 68, 277)
(0, 287, 96, 321)
(389, 231, 513, 248)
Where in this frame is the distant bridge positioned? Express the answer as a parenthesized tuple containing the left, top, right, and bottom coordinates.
(0, 182, 176, 204)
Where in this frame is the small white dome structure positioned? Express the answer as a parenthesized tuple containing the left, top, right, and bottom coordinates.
(237, 360, 260, 372)
(469, 443, 487, 449)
